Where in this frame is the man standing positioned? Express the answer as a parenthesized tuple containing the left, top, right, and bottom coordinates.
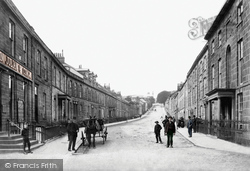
(154, 121, 162, 143)
(21, 123, 32, 154)
(67, 117, 79, 151)
(165, 116, 176, 148)
(162, 115, 168, 129)
(187, 116, 193, 137)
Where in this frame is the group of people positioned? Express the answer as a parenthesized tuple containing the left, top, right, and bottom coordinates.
(154, 115, 176, 148)
(154, 115, 198, 148)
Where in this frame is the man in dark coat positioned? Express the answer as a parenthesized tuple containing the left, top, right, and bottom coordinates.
(162, 115, 169, 128)
(21, 124, 32, 154)
(187, 116, 193, 137)
(165, 116, 176, 148)
(154, 121, 162, 143)
(67, 117, 79, 151)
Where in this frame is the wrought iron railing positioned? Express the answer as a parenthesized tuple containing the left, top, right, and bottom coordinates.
(195, 119, 250, 146)
(6, 119, 67, 143)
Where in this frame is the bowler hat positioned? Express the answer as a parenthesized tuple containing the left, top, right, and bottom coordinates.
(155, 121, 159, 123)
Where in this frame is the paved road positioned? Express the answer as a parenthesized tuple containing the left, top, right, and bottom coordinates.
(1, 105, 250, 171)
(64, 106, 250, 171)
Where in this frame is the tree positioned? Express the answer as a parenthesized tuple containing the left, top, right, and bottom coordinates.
(125, 96, 132, 102)
(156, 91, 171, 104)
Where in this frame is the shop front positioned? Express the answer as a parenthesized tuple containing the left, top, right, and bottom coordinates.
(0, 51, 33, 132)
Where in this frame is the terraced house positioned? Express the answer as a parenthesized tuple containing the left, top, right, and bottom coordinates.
(0, 0, 152, 152)
(166, 0, 250, 146)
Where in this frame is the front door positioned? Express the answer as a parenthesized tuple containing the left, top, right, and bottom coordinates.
(221, 97, 232, 122)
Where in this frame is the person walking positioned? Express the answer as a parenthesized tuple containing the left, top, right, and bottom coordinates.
(21, 123, 32, 154)
(67, 117, 79, 151)
(165, 116, 176, 148)
(154, 121, 162, 143)
(187, 116, 193, 137)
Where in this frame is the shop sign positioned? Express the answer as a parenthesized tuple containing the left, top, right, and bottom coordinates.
(0, 51, 32, 80)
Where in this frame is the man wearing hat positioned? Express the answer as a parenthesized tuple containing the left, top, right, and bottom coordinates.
(154, 121, 162, 143)
(165, 116, 176, 148)
(67, 117, 79, 151)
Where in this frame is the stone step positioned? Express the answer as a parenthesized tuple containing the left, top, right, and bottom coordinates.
(0, 138, 23, 144)
(0, 134, 23, 140)
(0, 132, 7, 136)
(0, 143, 44, 154)
(0, 140, 38, 149)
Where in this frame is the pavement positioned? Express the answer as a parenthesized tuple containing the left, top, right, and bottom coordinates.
(177, 127, 250, 155)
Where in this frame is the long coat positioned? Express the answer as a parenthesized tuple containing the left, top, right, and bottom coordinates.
(67, 122, 79, 137)
(165, 121, 176, 134)
(154, 124, 162, 134)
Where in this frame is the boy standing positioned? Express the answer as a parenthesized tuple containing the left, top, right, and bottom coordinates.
(21, 124, 32, 154)
(154, 121, 162, 143)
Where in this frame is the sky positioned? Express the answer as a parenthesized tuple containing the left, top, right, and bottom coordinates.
(12, 0, 226, 98)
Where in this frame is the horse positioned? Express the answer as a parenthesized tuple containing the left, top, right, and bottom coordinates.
(84, 118, 100, 148)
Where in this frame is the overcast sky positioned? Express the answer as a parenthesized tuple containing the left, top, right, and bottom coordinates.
(12, 0, 226, 98)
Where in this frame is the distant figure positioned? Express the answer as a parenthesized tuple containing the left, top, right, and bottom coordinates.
(165, 116, 176, 148)
(21, 124, 32, 154)
(154, 121, 162, 144)
(162, 115, 169, 128)
(187, 116, 193, 137)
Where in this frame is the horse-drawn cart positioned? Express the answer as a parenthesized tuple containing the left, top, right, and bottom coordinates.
(76, 118, 108, 151)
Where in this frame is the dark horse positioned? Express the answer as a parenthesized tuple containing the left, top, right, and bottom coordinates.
(85, 117, 105, 148)
(85, 118, 97, 148)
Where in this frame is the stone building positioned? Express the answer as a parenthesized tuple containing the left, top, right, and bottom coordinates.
(186, 45, 208, 120)
(165, 0, 250, 146)
(204, 0, 250, 144)
(0, 0, 145, 150)
(177, 81, 187, 120)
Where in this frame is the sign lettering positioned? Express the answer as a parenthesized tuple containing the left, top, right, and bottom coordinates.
(0, 51, 32, 80)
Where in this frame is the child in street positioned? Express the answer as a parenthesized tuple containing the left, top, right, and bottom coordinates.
(21, 123, 32, 154)
(154, 121, 162, 143)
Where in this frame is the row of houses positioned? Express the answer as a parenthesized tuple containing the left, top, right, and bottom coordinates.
(165, 0, 250, 146)
(0, 0, 154, 142)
